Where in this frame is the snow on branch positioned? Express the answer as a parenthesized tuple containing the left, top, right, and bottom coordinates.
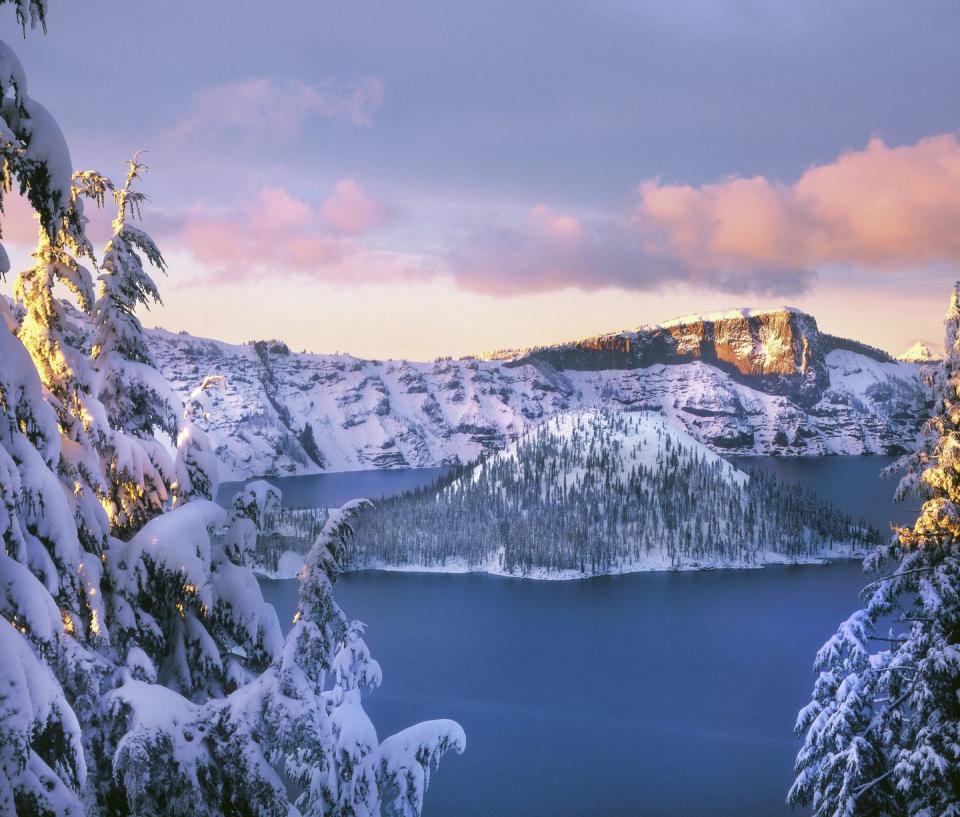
(379, 720, 466, 817)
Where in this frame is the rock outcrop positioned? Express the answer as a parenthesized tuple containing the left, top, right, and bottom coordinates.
(511, 308, 893, 407)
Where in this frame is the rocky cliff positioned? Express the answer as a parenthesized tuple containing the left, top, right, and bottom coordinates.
(509, 308, 893, 407)
(145, 307, 932, 478)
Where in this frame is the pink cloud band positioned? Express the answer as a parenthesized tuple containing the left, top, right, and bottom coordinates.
(171, 181, 424, 286)
(5, 133, 956, 299)
(637, 133, 960, 276)
(443, 133, 960, 296)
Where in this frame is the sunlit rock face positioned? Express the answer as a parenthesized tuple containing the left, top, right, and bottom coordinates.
(511, 308, 867, 406)
(143, 308, 931, 478)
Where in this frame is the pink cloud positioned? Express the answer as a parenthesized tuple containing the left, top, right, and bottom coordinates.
(168, 75, 385, 145)
(0, 190, 115, 256)
(320, 178, 388, 235)
(0, 192, 43, 248)
(170, 182, 420, 285)
(446, 203, 700, 296)
(528, 204, 586, 243)
(636, 133, 960, 275)
(446, 133, 960, 296)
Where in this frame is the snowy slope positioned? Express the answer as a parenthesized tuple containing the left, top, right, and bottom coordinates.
(486, 410, 748, 489)
(145, 307, 930, 479)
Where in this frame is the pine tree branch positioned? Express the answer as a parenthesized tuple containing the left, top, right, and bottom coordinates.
(860, 566, 937, 593)
(853, 767, 896, 800)
(865, 683, 915, 738)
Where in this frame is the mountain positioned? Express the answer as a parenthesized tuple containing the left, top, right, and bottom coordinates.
(337, 410, 880, 578)
(145, 307, 930, 478)
(898, 340, 941, 363)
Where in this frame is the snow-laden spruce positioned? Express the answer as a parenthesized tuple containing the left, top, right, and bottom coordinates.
(90, 154, 181, 537)
(0, 12, 462, 816)
(257, 411, 878, 579)
(790, 285, 960, 817)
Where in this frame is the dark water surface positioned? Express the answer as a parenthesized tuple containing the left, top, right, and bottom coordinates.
(730, 454, 919, 531)
(263, 563, 871, 817)
(257, 455, 919, 817)
(218, 465, 451, 508)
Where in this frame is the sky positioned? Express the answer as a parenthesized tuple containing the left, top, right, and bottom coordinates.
(1, 0, 958, 359)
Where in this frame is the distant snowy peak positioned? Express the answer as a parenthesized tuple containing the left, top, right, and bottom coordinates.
(9, 297, 927, 477)
(898, 341, 941, 364)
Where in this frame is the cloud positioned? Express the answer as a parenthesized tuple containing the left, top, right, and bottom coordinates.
(636, 133, 960, 276)
(59, 132, 957, 299)
(169, 181, 421, 285)
(0, 193, 43, 248)
(446, 204, 812, 297)
(0, 191, 116, 256)
(319, 178, 388, 235)
(168, 75, 385, 144)
(444, 133, 960, 296)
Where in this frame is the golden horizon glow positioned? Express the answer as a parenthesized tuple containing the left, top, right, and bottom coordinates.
(140, 270, 948, 363)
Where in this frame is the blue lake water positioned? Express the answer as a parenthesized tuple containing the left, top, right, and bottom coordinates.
(255, 455, 920, 817)
(218, 465, 451, 508)
(730, 455, 919, 531)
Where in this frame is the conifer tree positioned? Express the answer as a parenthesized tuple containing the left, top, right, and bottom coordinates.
(14, 167, 113, 555)
(91, 155, 178, 537)
(0, 20, 107, 808)
(174, 375, 224, 504)
(0, 6, 464, 814)
(790, 284, 960, 816)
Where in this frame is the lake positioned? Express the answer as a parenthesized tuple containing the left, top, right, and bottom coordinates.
(730, 454, 918, 531)
(218, 465, 452, 509)
(255, 455, 919, 816)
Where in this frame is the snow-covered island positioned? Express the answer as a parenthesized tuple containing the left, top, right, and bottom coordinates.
(254, 411, 880, 580)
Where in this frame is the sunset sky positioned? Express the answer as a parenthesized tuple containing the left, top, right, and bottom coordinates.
(2, 0, 958, 359)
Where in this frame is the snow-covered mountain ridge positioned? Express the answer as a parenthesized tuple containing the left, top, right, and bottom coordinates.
(145, 307, 931, 478)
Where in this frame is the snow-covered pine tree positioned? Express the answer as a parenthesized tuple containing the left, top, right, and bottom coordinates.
(0, 21, 122, 813)
(105, 499, 465, 817)
(790, 283, 960, 816)
(266, 501, 465, 817)
(13, 164, 114, 558)
(1, 11, 463, 817)
(91, 154, 179, 537)
(1, 0, 112, 695)
(0, 313, 91, 817)
(0, 0, 46, 33)
(174, 374, 224, 504)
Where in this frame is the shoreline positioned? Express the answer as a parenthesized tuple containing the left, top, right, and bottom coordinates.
(255, 548, 869, 582)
